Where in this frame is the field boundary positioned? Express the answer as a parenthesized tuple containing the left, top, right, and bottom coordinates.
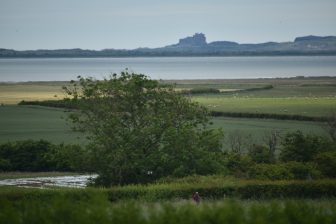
(18, 99, 328, 122)
(210, 111, 328, 122)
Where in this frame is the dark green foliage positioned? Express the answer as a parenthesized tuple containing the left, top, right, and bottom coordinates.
(285, 161, 321, 180)
(1, 193, 336, 224)
(181, 88, 220, 95)
(18, 99, 77, 109)
(0, 158, 11, 170)
(248, 144, 272, 163)
(64, 72, 224, 186)
(224, 153, 253, 178)
(314, 151, 336, 178)
(0, 140, 53, 171)
(0, 140, 90, 172)
(248, 163, 293, 180)
(210, 111, 327, 122)
(248, 162, 320, 180)
(280, 131, 334, 162)
(236, 181, 336, 199)
(46, 144, 93, 172)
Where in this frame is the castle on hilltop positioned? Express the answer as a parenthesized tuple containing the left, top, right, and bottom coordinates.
(178, 33, 207, 47)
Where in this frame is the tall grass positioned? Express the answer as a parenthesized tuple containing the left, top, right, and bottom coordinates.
(0, 196, 335, 224)
(1, 178, 336, 202)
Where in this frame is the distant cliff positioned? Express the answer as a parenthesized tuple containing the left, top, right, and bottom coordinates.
(1, 33, 336, 57)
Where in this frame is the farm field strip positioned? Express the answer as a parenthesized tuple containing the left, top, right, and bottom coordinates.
(0, 105, 328, 144)
(193, 96, 336, 117)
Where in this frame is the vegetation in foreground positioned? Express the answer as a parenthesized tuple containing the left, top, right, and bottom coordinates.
(0, 188, 335, 224)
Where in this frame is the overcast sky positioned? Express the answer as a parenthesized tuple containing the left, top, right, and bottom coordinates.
(1, 0, 335, 50)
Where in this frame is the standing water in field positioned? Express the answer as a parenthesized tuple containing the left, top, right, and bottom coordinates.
(0, 174, 98, 188)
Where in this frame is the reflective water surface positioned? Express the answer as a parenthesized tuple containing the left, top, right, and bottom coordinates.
(0, 174, 98, 188)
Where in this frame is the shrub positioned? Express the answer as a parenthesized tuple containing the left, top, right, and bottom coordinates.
(284, 161, 321, 180)
(0, 140, 54, 171)
(314, 151, 336, 178)
(225, 153, 253, 178)
(188, 88, 220, 94)
(248, 163, 293, 180)
(248, 162, 321, 180)
(0, 158, 11, 171)
(0, 140, 90, 172)
(248, 144, 272, 163)
(280, 131, 334, 162)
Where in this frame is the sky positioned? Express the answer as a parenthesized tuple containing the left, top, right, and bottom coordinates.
(0, 0, 336, 50)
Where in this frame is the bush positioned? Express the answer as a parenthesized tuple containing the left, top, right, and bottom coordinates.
(248, 162, 321, 180)
(237, 180, 336, 199)
(248, 163, 293, 180)
(248, 144, 272, 163)
(188, 88, 220, 94)
(0, 158, 11, 171)
(280, 131, 334, 162)
(285, 161, 321, 180)
(46, 144, 93, 172)
(0, 140, 54, 171)
(225, 153, 253, 178)
(0, 140, 90, 172)
(209, 111, 327, 121)
(314, 151, 336, 178)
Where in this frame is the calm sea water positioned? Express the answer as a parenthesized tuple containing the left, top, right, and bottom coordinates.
(0, 56, 336, 82)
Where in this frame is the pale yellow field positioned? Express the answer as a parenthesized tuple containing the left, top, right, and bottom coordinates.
(0, 83, 66, 104)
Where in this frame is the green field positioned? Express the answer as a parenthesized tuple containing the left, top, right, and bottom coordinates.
(211, 117, 328, 148)
(0, 105, 328, 144)
(0, 78, 335, 145)
(0, 105, 83, 144)
(194, 96, 336, 117)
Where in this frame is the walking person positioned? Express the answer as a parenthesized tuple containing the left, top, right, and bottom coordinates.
(192, 192, 201, 204)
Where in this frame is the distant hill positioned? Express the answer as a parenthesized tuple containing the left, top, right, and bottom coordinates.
(1, 33, 336, 57)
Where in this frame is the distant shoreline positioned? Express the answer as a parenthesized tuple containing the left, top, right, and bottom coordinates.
(1, 76, 336, 84)
(1, 53, 336, 59)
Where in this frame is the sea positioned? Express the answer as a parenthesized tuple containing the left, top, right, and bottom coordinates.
(0, 56, 336, 82)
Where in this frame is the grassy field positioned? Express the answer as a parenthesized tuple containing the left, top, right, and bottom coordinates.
(0, 105, 328, 144)
(194, 96, 336, 117)
(2, 77, 336, 104)
(211, 117, 328, 149)
(0, 105, 84, 144)
(0, 82, 67, 105)
(0, 77, 334, 145)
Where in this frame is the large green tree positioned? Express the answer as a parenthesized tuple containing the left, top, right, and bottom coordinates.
(64, 72, 223, 186)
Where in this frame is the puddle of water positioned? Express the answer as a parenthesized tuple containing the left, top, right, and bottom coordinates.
(0, 174, 98, 188)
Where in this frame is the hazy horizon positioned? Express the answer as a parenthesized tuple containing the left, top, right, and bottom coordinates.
(1, 0, 336, 50)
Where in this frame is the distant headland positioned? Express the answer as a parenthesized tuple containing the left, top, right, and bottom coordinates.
(1, 33, 336, 57)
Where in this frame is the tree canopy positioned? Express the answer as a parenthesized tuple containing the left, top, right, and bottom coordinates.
(64, 72, 224, 186)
